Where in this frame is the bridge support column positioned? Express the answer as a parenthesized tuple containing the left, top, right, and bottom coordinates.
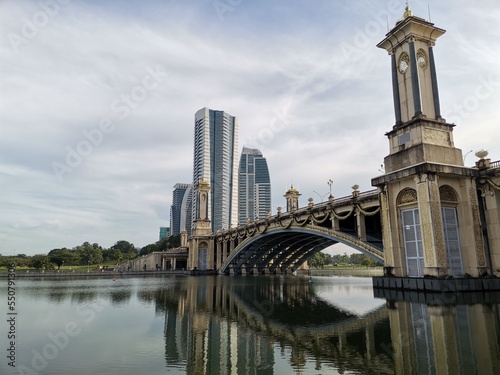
(223, 241, 229, 268)
(356, 211, 367, 241)
(331, 216, 340, 230)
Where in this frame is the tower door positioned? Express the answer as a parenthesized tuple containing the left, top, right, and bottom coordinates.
(198, 248, 208, 271)
(402, 208, 425, 277)
(442, 207, 463, 276)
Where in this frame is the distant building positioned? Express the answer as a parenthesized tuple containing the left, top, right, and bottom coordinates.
(170, 183, 192, 237)
(159, 226, 170, 240)
(192, 107, 239, 231)
(238, 147, 271, 224)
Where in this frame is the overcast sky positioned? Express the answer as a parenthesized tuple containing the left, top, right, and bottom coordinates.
(1, 0, 499, 255)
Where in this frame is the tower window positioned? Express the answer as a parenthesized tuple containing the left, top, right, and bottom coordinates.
(398, 132, 411, 146)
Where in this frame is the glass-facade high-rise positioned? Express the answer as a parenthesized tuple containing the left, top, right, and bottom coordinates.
(238, 147, 271, 224)
(170, 183, 192, 236)
(192, 108, 239, 232)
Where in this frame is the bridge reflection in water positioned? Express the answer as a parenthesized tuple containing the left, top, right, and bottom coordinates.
(150, 276, 500, 374)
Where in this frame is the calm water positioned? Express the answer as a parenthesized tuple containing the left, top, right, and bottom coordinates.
(1, 275, 500, 375)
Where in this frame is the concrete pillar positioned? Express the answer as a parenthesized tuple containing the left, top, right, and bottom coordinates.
(379, 186, 399, 275)
(414, 174, 447, 276)
(356, 211, 367, 241)
(484, 189, 500, 275)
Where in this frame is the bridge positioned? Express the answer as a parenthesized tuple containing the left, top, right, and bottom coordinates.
(119, 185, 383, 274)
(215, 186, 383, 275)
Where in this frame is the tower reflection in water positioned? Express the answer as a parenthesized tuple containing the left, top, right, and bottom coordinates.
(380, 291, 500, 375)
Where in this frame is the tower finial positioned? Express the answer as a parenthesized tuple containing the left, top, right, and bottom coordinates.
(403, 1, 412, 19)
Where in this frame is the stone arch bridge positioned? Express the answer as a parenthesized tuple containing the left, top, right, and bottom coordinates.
(214, 188, 382, 275)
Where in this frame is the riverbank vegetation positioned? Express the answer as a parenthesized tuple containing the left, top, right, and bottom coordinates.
(0, 235, 181, 271)
(308, 252, 383, 269)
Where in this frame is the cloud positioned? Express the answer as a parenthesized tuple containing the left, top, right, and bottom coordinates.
(1, 0, 499, 253)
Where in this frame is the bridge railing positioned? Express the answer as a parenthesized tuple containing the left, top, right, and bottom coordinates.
(216, 189, 380, 238)
(490, 160, 500, 169)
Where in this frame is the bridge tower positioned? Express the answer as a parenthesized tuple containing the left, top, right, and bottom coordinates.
(372, 5, 487, 278)
(188, 178, 215, 271)
(284, 185, 301, 212)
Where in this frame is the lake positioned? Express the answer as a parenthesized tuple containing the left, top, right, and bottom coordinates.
(1, 274, 499, 374)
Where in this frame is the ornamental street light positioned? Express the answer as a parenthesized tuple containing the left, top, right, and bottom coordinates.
(327, 179, 334, 199)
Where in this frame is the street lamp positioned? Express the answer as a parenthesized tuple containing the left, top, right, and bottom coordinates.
(87, 260, 90, 273)
(327, 179, 334, 199)
(313, 190, 329, 202)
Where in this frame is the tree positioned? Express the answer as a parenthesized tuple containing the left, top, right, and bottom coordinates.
(308, 252, 332, 269)
(102, 248, 122, 263)
(76, 242, 103, 265)
(30, 255, 53, 270)
(112, 240, 135, 253)
(139, 243, 158, 256)
(112, 240, 137, 260)
(48, 248, 80, 269)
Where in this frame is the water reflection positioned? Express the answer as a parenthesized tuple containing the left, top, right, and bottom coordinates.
(2, 276, 500, 374)
(379, 292, 500, 375)
(154, 277, 393, 374)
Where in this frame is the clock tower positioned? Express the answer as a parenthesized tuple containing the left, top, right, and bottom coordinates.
(372, 5, 487, 279)
(377, 4, 463, 172)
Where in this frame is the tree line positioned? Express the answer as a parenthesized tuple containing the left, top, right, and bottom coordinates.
(0, 235, 181, 270)
(308, 252, 383, 269)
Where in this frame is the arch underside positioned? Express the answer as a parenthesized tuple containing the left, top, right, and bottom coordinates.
(219, 226, 383, 275)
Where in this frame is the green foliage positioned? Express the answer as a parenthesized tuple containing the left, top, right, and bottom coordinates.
(330, 252, 382, 267)
(111, 240, 137, 260)
(139, 243, 158, 256)
(75, 242, 103, 265)
(308, 252, 333, 269)
(102, 248, 122, 263)
(48, 248, 81, 269)
(30, 254, 54, 270)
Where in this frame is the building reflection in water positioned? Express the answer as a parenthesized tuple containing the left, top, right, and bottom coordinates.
(154, 277, 394, 374)
(378, 290, 500, 375)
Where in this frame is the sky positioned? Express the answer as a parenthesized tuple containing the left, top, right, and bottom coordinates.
(1, 0, 499, 256)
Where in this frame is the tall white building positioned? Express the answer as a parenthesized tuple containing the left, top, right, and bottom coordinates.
(192, 107, 239, 232)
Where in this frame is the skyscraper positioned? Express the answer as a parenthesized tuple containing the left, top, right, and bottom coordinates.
(170, 183, 192, 236)
(192, 107, 239, 232)
(238, 147, 271, 224)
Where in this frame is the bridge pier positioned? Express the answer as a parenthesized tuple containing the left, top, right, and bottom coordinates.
(356, 211, 367, 242)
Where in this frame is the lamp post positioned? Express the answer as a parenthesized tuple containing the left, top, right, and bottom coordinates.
(313, 191, 330, 202)
(327, 179, 334, 199)
(87, 260, 90, 273)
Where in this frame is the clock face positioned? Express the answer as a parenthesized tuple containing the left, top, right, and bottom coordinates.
(398, 53, 410, 74)
(399, 60, 409, 73)
(417, 49, 428, 69)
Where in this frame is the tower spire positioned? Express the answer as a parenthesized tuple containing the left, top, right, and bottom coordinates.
(403, 1, 412, 19)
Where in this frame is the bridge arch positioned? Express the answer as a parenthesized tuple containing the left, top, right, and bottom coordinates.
(219, 225, 383, 275)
